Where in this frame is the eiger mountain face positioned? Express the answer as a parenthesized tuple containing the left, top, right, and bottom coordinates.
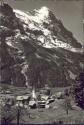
(0, 4, 84, 87)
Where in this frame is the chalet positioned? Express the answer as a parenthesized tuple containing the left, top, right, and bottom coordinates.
(16, 95, 31, 107)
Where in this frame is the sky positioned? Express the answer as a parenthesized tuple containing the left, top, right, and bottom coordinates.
(4, 0, 84, 45)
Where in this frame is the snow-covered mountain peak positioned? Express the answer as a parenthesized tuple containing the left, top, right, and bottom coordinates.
(36, 6, 49, 13)
(34, 6, 49, 21)
(0, 3, 83, 87)
(14, 7, 82, 51)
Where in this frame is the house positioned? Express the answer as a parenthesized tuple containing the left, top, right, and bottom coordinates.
(46, 98, 55, 104)
(37, 93, 55, 108)
(37, 100, 46, 108)
(29, 99, 37, 109)
(56, 92, 64, 99)
(16, 89, 37, 109)
(41, 95, 49, 101)
(16, 95, 30, 101)
(16, 95, 31, 107)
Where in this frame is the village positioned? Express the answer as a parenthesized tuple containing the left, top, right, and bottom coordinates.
(0, 84, 77, 113)
(0, 85, 84, 124)
(0, 85, 65, 109)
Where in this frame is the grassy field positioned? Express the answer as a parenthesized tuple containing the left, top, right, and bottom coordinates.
(11, 100, 84, 124)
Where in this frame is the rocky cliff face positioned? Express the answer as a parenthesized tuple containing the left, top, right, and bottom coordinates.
(0, 4, 84, 87)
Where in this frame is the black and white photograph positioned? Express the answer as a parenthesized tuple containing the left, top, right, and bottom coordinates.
(0, 0, 84, 124)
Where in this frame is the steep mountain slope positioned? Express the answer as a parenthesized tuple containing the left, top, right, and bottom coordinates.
(0, 4, 84, 87)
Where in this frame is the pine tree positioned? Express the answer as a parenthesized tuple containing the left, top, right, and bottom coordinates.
(74, 72, 84, 109)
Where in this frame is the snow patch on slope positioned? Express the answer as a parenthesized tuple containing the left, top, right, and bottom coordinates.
(14, 9, 30, 24)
